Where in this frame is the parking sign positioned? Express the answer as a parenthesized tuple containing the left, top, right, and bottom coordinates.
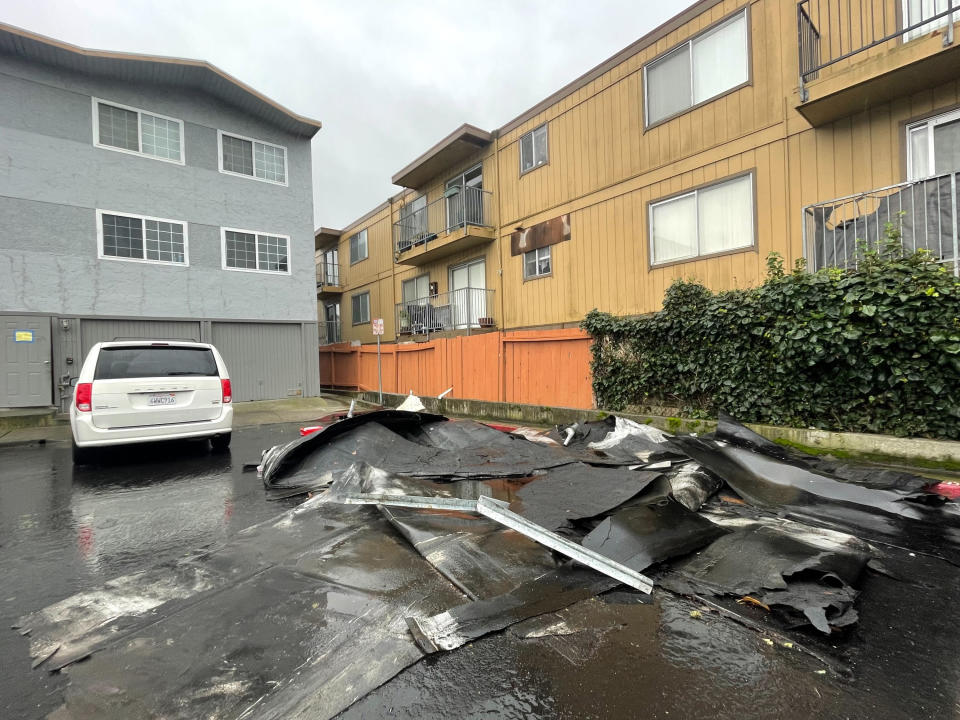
(372, 318, 384, 336)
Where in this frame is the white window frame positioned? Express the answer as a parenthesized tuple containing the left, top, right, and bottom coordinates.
(523, 246, 552, 279)
(351, 291, 371, 325)
(96, 209, 190, 267)
(220, 226, 292, 275)
(91, 98, 185, 165)
(520, 124, 549, 175)
(906, 107, 960, 181)
(648, 172, 755, 267)
(216, 130, 289, 186)
(643, 8, 749, 128)
(349, 228, 369, 264)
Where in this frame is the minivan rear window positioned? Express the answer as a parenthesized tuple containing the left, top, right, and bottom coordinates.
(95, 346, 219, 379)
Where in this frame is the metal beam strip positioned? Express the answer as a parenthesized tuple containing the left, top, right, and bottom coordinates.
(337, 492, 654, 594)
(475, 496, 654, 594)
(339, 493, 478, 512)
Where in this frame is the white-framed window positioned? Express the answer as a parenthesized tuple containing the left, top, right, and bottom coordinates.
(351, 291, 370, 325)
(520, 124, 548, 174)
(903, 0, 960, 41)
(649, 173, 754, 265)
(92, 98, 184, 164)
(217, 130, 288, 185)
(96, 210, 188, 266)
(644, 9, 749, 127)
(523, 246, 552, 279)
(349, 228, 368, 264)
(906, 108, 960, 180)
(221, 227, 290, 274)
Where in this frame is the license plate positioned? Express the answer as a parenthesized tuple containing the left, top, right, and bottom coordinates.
(148, 393, 176, 406)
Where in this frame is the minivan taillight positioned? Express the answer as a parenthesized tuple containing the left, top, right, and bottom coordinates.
(221, 378, 232, 404)
(75, 383, 92, 412)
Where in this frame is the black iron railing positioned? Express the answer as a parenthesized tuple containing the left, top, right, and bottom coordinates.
(798, 0, 957, 96)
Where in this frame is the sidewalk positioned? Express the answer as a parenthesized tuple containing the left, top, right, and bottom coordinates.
(0, 395, 351, 448)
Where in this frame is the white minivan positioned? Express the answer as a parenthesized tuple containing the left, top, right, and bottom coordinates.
(70, 340, 233, 464)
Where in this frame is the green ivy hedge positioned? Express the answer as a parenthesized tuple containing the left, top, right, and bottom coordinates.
(581, 245, 960, 438)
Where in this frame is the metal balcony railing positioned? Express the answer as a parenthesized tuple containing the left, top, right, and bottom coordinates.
(316, 261, 341, 288)
(322, 320, 341, 345)
(395, 287, 496, 336)
(797, 0, 958, 95)
(802, 171, 960, 275)
(393, 185, 493, 255)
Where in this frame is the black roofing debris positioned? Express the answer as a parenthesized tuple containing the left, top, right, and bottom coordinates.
(18, 407, 960, 717)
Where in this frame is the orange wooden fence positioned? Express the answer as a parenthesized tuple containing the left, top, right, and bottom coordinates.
(319, 328, 595, 409)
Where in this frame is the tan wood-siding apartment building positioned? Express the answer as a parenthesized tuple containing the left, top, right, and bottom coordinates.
(316, 0, 960, 350)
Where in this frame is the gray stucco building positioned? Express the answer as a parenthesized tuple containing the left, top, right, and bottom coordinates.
(0, 23, 322, 409)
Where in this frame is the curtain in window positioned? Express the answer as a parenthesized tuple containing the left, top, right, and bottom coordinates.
(692, 13, 748, 105)
(651, 194, 697, 263)
(646, 47, 691, 125)
(698, 175, 753, 255)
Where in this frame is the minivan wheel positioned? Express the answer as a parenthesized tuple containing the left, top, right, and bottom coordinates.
(210, 433, 232, 452)
(72, 440, 96, 465)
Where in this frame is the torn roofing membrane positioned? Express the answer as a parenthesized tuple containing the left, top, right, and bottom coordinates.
(261, 412, 605, 498)
(670, 434, 960, 565)
(715, 413, 933, 494)
(18, 408, 960, 714)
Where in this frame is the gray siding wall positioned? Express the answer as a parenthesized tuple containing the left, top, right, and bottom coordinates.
(0, 55, 317, 324)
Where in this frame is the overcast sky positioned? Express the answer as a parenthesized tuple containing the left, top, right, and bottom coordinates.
(2, 0, 684, 230)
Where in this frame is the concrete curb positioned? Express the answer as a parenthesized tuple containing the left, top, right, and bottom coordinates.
(358, 391, 960, 468)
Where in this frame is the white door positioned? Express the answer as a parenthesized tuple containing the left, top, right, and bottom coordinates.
(449, 259, 486, 329)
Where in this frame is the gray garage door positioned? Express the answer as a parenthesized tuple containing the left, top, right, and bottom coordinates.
(211, 322, 304, 402)
(79, 319, 202, 359)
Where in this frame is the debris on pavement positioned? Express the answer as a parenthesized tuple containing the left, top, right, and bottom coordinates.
(15, 408, 960, 718)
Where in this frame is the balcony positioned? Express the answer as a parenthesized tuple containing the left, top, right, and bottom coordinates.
(395, 287, 496, 337)
(797, 0, 960, 125)
(321, 320, 342, 345)
(316, 262, 342, 296)
(802, 172, 959, 275)
(393, 186, 495, 266)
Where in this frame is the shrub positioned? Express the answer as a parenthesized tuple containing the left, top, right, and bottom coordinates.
(581, 241, 960, 438)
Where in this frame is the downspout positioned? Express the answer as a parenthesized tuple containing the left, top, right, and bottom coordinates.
(494, 130, 507, 403)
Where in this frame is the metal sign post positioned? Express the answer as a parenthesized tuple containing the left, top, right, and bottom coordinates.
(372, 318, 384, 404)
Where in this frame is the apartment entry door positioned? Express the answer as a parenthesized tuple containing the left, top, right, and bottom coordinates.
(445, 165, 483, 230)
(2, 316, 52, 407)
(449, 259, 486, 329)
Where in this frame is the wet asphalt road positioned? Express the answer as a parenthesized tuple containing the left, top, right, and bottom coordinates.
(0, 425, 303, 720)
(2, 426, 960, 719)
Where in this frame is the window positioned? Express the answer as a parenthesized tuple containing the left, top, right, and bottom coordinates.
(218, 131, 287, 184)
(402, 274, 430, 304)
(649, 173, 754, 265)
(520, 124, 548, 173)
(524, 246, 552, 279)
(95, 346, 218, 379)
(322, 248, 340, 285)
(351, 292, 370, 325)
(907, 108, 960, 180)
(349, 228, 368, 264)
(222, 227, 290, 273)
(644, 9, 749, 127)
(93, 99, 184, 163)
(96, 210, 188, 265)
(903, 0, 960, 40)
